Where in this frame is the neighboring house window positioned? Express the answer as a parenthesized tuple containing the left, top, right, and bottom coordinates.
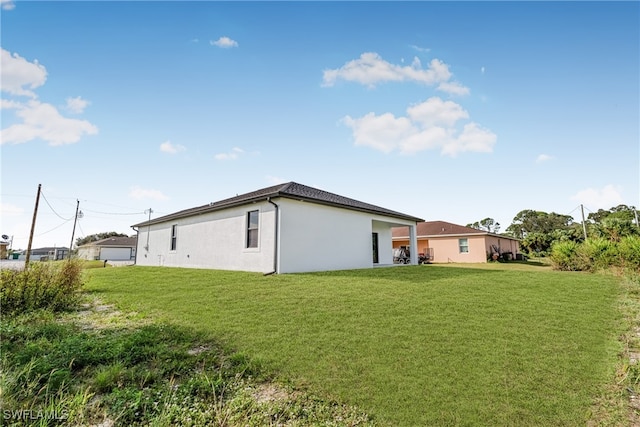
(459, 238, 469, 253)
(170, 224, 178, 251)
(246, 210, 259, 248)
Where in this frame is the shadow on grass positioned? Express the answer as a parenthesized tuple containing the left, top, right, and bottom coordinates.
(2, 305, 375, 427)
(302, 264, 500, 284)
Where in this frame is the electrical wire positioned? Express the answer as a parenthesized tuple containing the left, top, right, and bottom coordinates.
(81, 208, 146, 215)
(36, 218, 73, 236)
(40, 191, 74, 221)
(77, 220, 86, 239)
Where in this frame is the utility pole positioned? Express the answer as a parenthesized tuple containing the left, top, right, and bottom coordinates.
(68, 199, 80, 259)
(25, 184, 42, 267)
(580, 204, 588, 240)
(144, 208, 153, 250)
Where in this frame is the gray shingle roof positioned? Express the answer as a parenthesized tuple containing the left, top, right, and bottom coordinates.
(88, 236, 137, 247)
(133, 182, 423, 227)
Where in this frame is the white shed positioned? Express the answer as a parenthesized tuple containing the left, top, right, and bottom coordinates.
(132, 182, 422, 274)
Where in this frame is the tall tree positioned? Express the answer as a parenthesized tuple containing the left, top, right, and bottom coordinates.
(466, 218, 501, 233)
(505, 210, 574, 239)
(588, 204, 638, 224)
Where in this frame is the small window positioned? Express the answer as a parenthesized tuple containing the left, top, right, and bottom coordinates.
(459, 238, 469, 253)
(170, 224, 178, 251)
(246, 210, 259, 248)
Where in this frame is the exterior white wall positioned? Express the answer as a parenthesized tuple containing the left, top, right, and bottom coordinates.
(77, 246, 100, 260)
(136, 201, 276, 273)
(100, 247, 133, 261)
(277, 199, 416, 273)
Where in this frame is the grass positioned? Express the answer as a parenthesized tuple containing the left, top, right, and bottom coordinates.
(85, 263, 624, 426)
(1, 300, 372, 426)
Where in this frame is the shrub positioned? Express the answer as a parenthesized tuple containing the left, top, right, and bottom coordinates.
(619, 235, 640, 272)
(0, 259, 85, 315)
(577, 238, 619, 272)
(550, 240, 581, 271)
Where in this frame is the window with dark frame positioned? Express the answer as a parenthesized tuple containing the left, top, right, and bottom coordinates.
(170, 224, 177, 251)
(246, 210, 259, 248)
(459, 238, 469, 253)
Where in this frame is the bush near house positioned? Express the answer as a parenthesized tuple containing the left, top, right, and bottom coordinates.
(0, 259, 85, 315)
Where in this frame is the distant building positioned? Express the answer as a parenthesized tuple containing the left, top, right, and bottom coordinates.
(77, 236, 137, 261)
(18, 247, 69, 261)
(393, 221, 521, 263)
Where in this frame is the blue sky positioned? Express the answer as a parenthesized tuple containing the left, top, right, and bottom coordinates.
(1, 1, 638, 250)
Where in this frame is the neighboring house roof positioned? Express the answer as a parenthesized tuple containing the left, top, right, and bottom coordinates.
(133, 182, 423, 227)
(393, 220, 520, 240)
(80, 236, 137, 248)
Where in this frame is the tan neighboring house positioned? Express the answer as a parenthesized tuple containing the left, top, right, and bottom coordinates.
(77, 236, 137, 261)
(392, 220, 521, 263)
(0, 242, 7, 259)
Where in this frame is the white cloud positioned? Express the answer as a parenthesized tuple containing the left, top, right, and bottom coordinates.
(160, 140, 186, 154)
(342, 113, 415, 154)
(536, 154, 554, 163)
(570, 185, 624, 210)
(481, 66, 485, 74)
(1, 49, 97, 146)
(322, 52, 468, 95)
(342, 96, 496, 157)
(129, 186, 169, 201)
(214, 147, 244, 160)
(437, 81, 470, 96)
(0, 100, 98, 146)
(1, 99, 22, 109)
(1, 48, 47, 97)
(65, 96, 89, 114)
(407, 97, 469, 127)
(0, 202, 24, 216)
(1, 0, 15, 11)
(440, 123, 496, 157)
(210, 37, 238, 48)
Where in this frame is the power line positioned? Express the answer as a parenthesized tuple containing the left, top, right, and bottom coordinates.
(40, 191, 74, 221)
(77, 219, 86, 240)
(36, 218, 72, 236)
(81, 208, 146, 216)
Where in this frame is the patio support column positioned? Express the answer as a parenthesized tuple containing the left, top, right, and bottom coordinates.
(409, 224, 418, 265)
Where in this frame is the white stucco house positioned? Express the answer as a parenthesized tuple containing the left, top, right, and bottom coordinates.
(132, 182, 423, 274)
(77, 236, 137, 261)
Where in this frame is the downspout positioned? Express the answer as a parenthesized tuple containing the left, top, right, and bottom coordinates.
(265, 197, 279, 275)
(131, 226, 139, 265)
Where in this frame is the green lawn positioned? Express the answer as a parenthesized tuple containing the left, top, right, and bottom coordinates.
(86, 263, 622, 426)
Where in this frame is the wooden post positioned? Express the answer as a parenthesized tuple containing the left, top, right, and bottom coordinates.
(68, 199, 80, 259)
(25, 184, 42, 267)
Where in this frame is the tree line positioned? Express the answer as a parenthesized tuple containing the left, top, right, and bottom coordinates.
(468, 204, 639, 256)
